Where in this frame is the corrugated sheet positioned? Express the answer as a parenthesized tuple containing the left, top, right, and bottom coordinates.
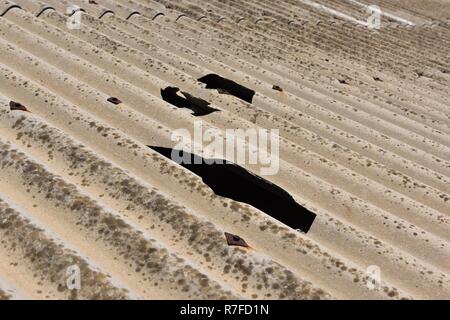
(0, 0, 448, 300)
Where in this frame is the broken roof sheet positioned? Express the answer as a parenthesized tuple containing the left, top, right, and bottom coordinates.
(0, 0, 448, 300)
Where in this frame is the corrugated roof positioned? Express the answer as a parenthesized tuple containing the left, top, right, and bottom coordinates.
(0, 0, 448, 300)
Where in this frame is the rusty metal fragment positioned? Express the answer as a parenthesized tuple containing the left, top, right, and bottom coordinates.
(272, 85, 283, 92)
(107, 97, 122, 105)
(224, 232, 249, 248)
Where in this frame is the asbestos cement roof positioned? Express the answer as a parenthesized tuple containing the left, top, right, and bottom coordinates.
(0, 0, 449, 300)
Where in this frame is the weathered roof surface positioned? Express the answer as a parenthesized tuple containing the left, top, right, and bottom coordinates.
(0, 0, 448, 299)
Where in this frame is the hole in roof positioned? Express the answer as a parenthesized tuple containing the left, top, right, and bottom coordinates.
(10, 101, 29, 112)
(99, 10, 114, 19)
(160, 86, 219, 116)
(126, 11, 140, 20)
(152, 12, 165, 20)
(149, 146, 316, 233)
(0, 5, 22, 17)
(198, 74, 255, 104)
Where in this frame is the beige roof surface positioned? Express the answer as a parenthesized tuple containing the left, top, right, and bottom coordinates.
(0, 0, 449, 300)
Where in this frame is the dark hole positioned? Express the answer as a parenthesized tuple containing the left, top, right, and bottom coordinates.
(9, 101, 29, 112)
(160, 86, 219, 116)
(338, 79, 348, 85)
(197, 74, 255, 104)
(272, 85, 283, 92)
(373, 77, 383, 82)
(225, 232, 249, 247)
(149, 146, 316, 233)
(107, 97, 122, 105)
